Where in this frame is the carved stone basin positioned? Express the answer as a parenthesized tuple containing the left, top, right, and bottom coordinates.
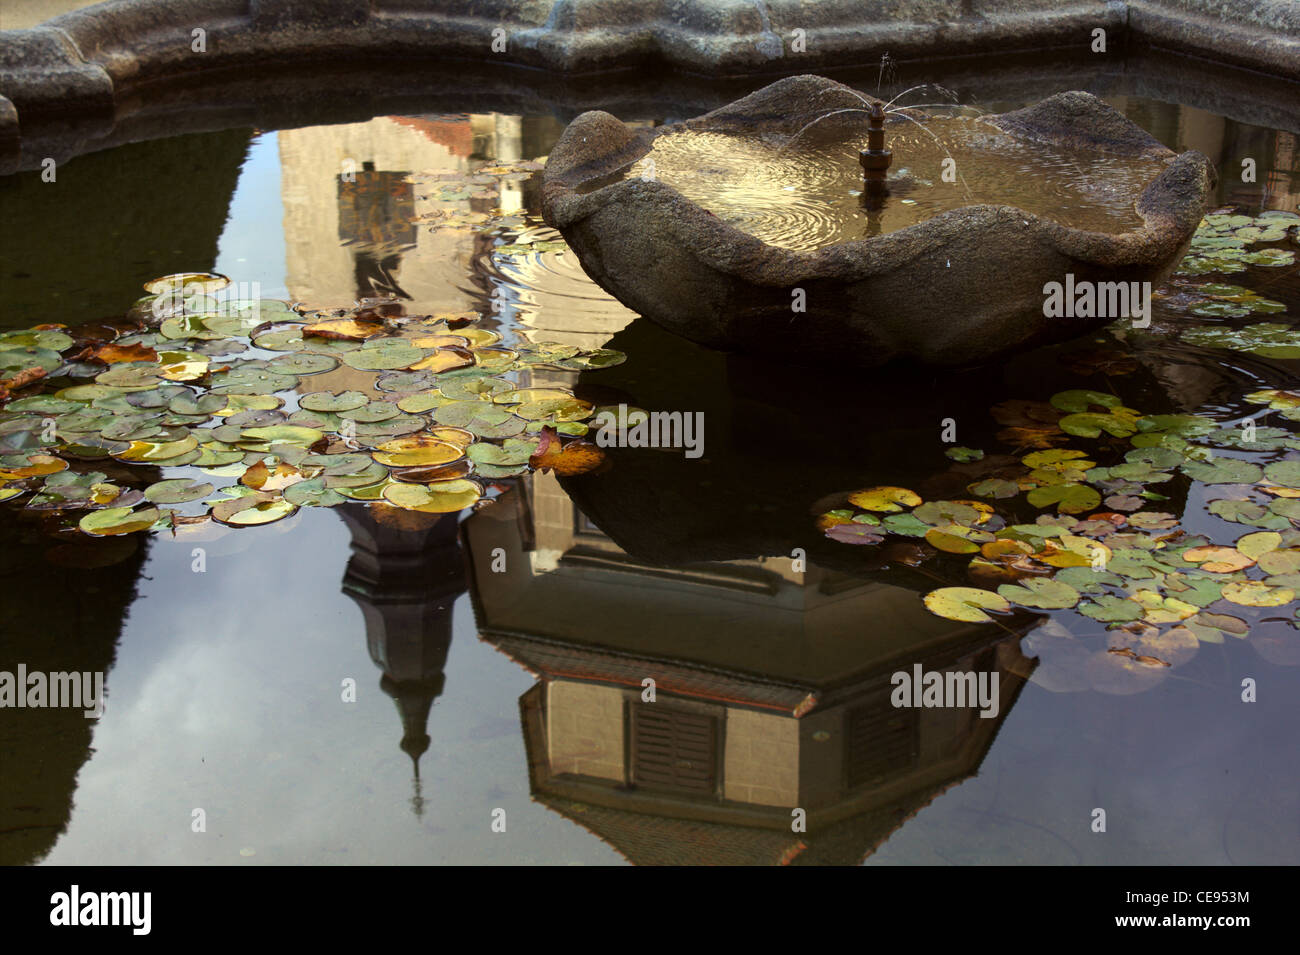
(541, 75, 1215, 367)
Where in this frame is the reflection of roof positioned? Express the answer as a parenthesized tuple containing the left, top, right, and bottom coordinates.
(388, 116, 473, 156)
(537, 787, 968, 866)
(491, 632, 815, 715)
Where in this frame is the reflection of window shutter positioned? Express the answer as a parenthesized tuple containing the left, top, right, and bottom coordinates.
(845, 696, 918, 790)
(631, 704, 719, 795)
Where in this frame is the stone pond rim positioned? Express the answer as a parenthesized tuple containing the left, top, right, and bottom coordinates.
(540, 74, 1216, 368)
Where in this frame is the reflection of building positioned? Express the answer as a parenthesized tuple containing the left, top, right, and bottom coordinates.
(277, 112, 566, 313)
(335, 505, 466, 816)
(464, 476, 1034, 865)
(0, 127, 251, 330)
(0, 513, 151, 864)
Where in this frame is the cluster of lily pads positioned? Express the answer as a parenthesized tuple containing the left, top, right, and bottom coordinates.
(1174, 209, 1297, 277)
(819, 384, 1300, 682)
(1166, 208, 1299, 357)
(0, 272, 625, 537)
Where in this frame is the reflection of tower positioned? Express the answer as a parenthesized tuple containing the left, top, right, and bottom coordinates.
(338, 161, 417, 300)
(335, 505, 467, 816)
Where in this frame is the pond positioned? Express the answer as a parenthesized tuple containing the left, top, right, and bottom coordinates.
(1, 68, 1298, 866)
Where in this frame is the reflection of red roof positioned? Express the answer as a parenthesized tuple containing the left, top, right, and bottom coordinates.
(489, 632, 816, 715)
(388, 116, 473, 157)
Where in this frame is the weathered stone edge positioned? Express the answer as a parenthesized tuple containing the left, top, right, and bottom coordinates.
(0, 0, 1296, 170)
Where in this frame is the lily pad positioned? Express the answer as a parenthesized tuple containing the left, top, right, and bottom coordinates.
(381, 479, 483, 513)
(211, 494, 298, 527)
(922, 587, 1010, 623)
(341, 340, 427, 370)
(282, 477, 346, 508)
(997, 578, 1080, 609)
(144, 478, 215, 504)
(372, 434, 465, 468)
(433, 401, 526, 438)
(1078, 595, 1143, 622)
(299, 390, 369, 412)
(79, 506, 161, 536)
(1026, 483, 1101, 514)
(847, 486, 922, 513)
(1221, 580, 1295, 606)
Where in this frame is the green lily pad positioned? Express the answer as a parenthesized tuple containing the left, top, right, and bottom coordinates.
(283, 477, 346, 508)
(433, 401, 526, 438)
(209, 367, 299, 395)
(1026, 483, 1101, 514)
(144, 478, 215, 504)
(1264, 460, 1300, 488)
(1182, 457, 1263, 484)
(299, 390, 369, 412)
(466, 437, 540, 467)
(1208, 499, 1290, 529)
(338, 401, 401, 423)
(1078, 595, 1143, 622)
(341, 340, 427, 370)
(266, 353, 339, 375)
(997, 578, 1080, 609)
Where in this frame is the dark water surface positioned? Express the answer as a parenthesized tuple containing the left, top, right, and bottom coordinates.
(1, 78, 1298, 865)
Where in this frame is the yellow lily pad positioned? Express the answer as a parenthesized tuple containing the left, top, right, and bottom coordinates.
(847, 486, 922, 513)
(1221, 581, 1296, 606)
(922, 587, 1010, 623)
(382, 479, 483, 513)
(371, 434, 466, 468)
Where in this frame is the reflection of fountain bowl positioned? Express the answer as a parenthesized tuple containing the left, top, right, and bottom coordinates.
(554, 314, 1191, 585)
(542, 75, 1215, 367)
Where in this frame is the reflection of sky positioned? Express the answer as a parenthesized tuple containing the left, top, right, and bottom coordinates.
(213, 133, 290, 302)
(41, 509, 622, 865)
(37, 499, 1300, 864)
(869, 658, 1300, 864)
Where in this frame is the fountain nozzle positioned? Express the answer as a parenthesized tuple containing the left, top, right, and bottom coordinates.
(859, 102, 892, 208)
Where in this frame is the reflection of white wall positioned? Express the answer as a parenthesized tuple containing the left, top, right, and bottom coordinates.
(547, 681, 624, 781)
(278, 116, 492, 313)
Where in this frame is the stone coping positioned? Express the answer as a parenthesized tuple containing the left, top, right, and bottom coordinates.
(0, 0, 1296, 170)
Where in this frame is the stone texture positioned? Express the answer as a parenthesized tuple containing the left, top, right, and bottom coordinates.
(0, 0, 1296, 126)
(0, 94, 17, 175)
(541, 74, 1214, 367)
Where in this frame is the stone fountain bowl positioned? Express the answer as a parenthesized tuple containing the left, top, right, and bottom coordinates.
(540, 75, 1216, 366)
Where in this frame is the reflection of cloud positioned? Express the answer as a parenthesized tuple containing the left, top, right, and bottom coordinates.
(40, 511, 620, 865)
